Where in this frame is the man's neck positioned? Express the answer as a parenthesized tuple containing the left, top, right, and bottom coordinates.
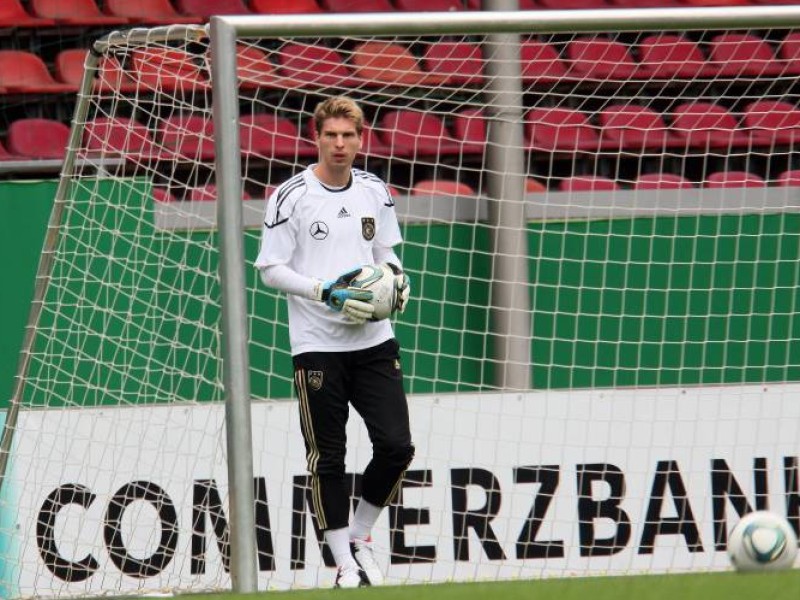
(314, 165, 351, 188)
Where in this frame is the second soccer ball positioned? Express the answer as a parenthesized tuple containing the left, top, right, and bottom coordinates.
(727, 510, 798, 572)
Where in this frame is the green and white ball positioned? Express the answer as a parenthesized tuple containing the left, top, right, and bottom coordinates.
(351, 264, 397, 321)
(727, 510, 798, 572)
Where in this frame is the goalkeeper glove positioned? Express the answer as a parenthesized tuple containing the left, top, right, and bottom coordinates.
(386, 263, 411, 314)
(316, 267, 375, 324)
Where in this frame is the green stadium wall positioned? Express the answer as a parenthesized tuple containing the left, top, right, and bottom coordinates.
(2, 180, 799, 410)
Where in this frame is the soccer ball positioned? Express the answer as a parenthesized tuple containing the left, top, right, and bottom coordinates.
(351, 263, 397, 321)
(727, 510, 798, 572)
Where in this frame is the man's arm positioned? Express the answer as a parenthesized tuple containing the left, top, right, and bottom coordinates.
(259, 264, 376, 324)
(259, 264, 320, 300)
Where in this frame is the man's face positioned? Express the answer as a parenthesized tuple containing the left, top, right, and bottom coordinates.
(316, 116, 362, 170)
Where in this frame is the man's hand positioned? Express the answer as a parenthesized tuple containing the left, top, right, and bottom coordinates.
(385, 263, 411, 314)
(318, 268, 375, 324)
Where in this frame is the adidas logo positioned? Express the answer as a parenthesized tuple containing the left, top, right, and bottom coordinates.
(337, 207, 351, 218)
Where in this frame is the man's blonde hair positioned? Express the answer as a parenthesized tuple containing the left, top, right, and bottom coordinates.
(313, 96, 364, 135)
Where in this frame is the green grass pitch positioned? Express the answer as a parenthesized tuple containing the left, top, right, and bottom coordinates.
(192, 570, 800, 600)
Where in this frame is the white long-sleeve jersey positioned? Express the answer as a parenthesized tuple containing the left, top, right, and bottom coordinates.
(255, 165, 403, 356)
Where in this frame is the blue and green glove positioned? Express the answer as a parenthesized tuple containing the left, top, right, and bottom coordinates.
(316, 267, 375, 324)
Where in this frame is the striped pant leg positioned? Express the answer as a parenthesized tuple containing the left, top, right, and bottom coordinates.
(293, 352, 351, 531)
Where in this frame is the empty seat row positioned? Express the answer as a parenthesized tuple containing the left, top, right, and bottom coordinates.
(5, 98, 800, 162)
(270, 32, 800, 83)
(424, 33, 800, 82)
(0, 48, 210, 96)
(516, 100, 800, 153)
(0, 0, 783, 29)
(6, 31, 800, 98)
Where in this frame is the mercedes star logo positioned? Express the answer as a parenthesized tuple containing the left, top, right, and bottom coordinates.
(310, 221, 329, 240)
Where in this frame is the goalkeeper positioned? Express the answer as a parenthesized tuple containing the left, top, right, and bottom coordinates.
(255, 96, 414, 589)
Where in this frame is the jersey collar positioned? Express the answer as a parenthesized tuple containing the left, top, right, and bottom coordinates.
(309, 164, 353, 193)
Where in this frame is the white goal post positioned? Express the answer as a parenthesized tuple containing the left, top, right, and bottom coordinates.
(4, 5, 800, 598)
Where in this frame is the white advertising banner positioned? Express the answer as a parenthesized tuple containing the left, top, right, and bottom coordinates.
(8, 384, 800, 596)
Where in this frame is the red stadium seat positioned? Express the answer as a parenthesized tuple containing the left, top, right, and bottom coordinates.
(742, 100, 800, 147)
(0, 0, 56, 27)
(565, 36, 638, 80)
(203, 44, 283, 89)
(55, 49, 140, 93)
(633, 173, 694, 190)
(637, 34, 716, 79)
(230, 45, 283, 89)
(277, 43, 356, 88)
(394, 0, 466, 9)
(452, 108, 487, 152)
(707, 33, 784, 77)
(0, 51, 76, 94)
(776, 33, 800, 75)
(520, 40, 569, 84)
(704, 171, 766, 188)
(251, 0, 323, 12)
(322, 0, 393, 9)
(7, 118, 70, 159)
(669, 101, 750, 149)
(598, 104, 680, 151)
(152, 188, 177, 202)
(378, 110, 462, 157)
(175, 0, 252, 17)
(240, 114, 316, 159)
(83, 118, 160, 161)
(422, 42, 483, 85)
(351, 42, 445, 86)
(104, 0, 203, 24)
(30, 0, 128, 25)
(130, 48, 210, 94)
(537, 0, 607, 8)
(412, 179, 476, 196)
(360, 123, 392, 158)
(468, 0, 538, 7)
(558, 176, 619, 192)
(55, 49, 89, 87)
(682, 0, 748, 6)
(525, 107, 601, 152)
(606, 0, 680, 7)
(526, 178, 547, 192)
(776, 170, 800, 186)
(157, 115, 216, 161)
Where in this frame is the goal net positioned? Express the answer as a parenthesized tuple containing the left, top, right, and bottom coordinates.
(3, 9, 800, 598)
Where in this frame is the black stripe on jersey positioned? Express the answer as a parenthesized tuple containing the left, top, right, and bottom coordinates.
(266, 175, 306, 229)
(354, 169, 394, 207)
